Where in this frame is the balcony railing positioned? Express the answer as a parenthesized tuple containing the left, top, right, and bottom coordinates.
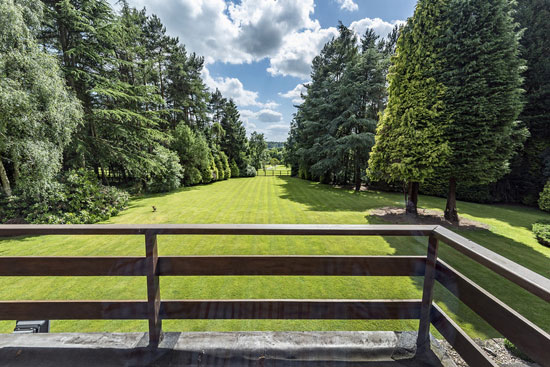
(0, 224, 549, 366)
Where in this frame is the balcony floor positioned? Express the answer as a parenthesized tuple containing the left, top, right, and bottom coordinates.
(0, 331, 456, 367)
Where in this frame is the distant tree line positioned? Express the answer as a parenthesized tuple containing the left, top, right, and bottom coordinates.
(0, 0, 267, 224)
(286, 0, 549, 220)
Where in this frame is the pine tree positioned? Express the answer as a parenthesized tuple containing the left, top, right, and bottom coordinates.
(40, 0, 117, 169)
(439, 0, 526, 221)
(500, 0, 550, 204)
(335, 29, 385, 191)
(219, 100, 248, 172)
(368, 2, 451, 214)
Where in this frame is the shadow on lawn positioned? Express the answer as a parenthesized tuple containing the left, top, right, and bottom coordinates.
(277, 176, 403, 212)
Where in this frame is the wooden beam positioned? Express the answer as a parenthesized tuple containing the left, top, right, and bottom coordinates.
(435, 260, 550, 367)
(145, 231, 162, 346)
(0, 224, 437, 237)
(434, 226, 550, 302)
(160, 299, 422, 320)
(158, 256, 426, 276)
(417, 235, 438, 352)
(0, 301, 147, 320)
(0, 257, 146, 276)
(430, 304, 497, 367)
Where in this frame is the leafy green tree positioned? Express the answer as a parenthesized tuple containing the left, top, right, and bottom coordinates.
(172, 122, 210, 186)
(368, 4, 451, 214)
(249, 132, 267, 170)
(0, 0, 82, 199)
(438, 0, 526, 221)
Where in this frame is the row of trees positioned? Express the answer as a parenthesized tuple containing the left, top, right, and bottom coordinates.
(287, 0, 549, 220)
(0, 0, 265, 223)
(285, 24, 396, 191)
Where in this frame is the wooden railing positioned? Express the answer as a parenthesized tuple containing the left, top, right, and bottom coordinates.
(0, 224, 549, 366)
(257, 169, 291, 176)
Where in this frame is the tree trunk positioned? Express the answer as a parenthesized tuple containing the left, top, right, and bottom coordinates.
(0, 157, 12, 197)
(354, 151, 361, 192)
(406, 181, 419, 215)
(445, 177, 459, 222)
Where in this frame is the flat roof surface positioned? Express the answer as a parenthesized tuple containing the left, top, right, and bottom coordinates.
(0, 331, 455, 367)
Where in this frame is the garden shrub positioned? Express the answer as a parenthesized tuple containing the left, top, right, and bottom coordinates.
(244, 165, 257, 177)
(220, 152, 231, 180)
(538, 181, 550, 212)
(145, 146, 183, 193)
(230, 160, 240, 178)
(0, 169, 129, 224)
(214, 154, 225, 180)
(532, 221, 550, 247)
(209, 154, 219, 181)
(183, 167, 202, 186)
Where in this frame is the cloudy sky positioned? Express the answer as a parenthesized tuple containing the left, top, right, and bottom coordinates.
(110, 0, 417, 141)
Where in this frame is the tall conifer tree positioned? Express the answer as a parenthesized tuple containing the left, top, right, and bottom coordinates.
(439, 0, 526, 221)
(368, 1, 451, 214)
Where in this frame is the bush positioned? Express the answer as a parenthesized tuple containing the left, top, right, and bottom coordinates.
(244, 165, 257, 177)
(214, 154, 224, 180)
(532, 221, 550, 247)
(220, 152, 231, 180)
(538, 181, 550, 212)
(0, 169, 129, 224)
(145, 146, 183, 193)
(209, 154, 219, 181)
(230, 160, 240, 178)
(183, 167, 202, 186)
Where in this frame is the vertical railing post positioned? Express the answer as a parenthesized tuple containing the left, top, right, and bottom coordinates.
(145, 230, 162, 346)
(417, 234, 439, 354)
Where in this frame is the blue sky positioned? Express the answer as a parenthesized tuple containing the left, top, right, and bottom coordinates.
(111, 0, 417, 141)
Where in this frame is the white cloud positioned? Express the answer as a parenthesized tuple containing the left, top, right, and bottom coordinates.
(268, 27, 338, 79)
(239, 109, 288, 140)
(335, 0, 358, 12)
(264, 123, 290, 141)
(202, 68, 278, 109)
(111, 0, 317, 65)
(111, 1, 404, 82)
(280, 84, 307, 105)
(257, 109, 283, 123)
(350, 18, 405, 39)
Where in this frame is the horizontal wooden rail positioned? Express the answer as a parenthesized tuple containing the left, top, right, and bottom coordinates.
(0, 256, 426, 277)
(430, 304, 497, 367)
(159, 256, 426, 276)
(160, 300, 422, 319)
(0, 257, 146, 276)
(434, 226, 550, 302)
(0, 300, 148, 320)
(0, 224, 437, 236)
(435, 260, 550, 367)
(0, 300, 421, 320)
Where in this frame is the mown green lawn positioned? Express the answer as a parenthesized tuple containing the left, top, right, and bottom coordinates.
(1, 176, 549, 338)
